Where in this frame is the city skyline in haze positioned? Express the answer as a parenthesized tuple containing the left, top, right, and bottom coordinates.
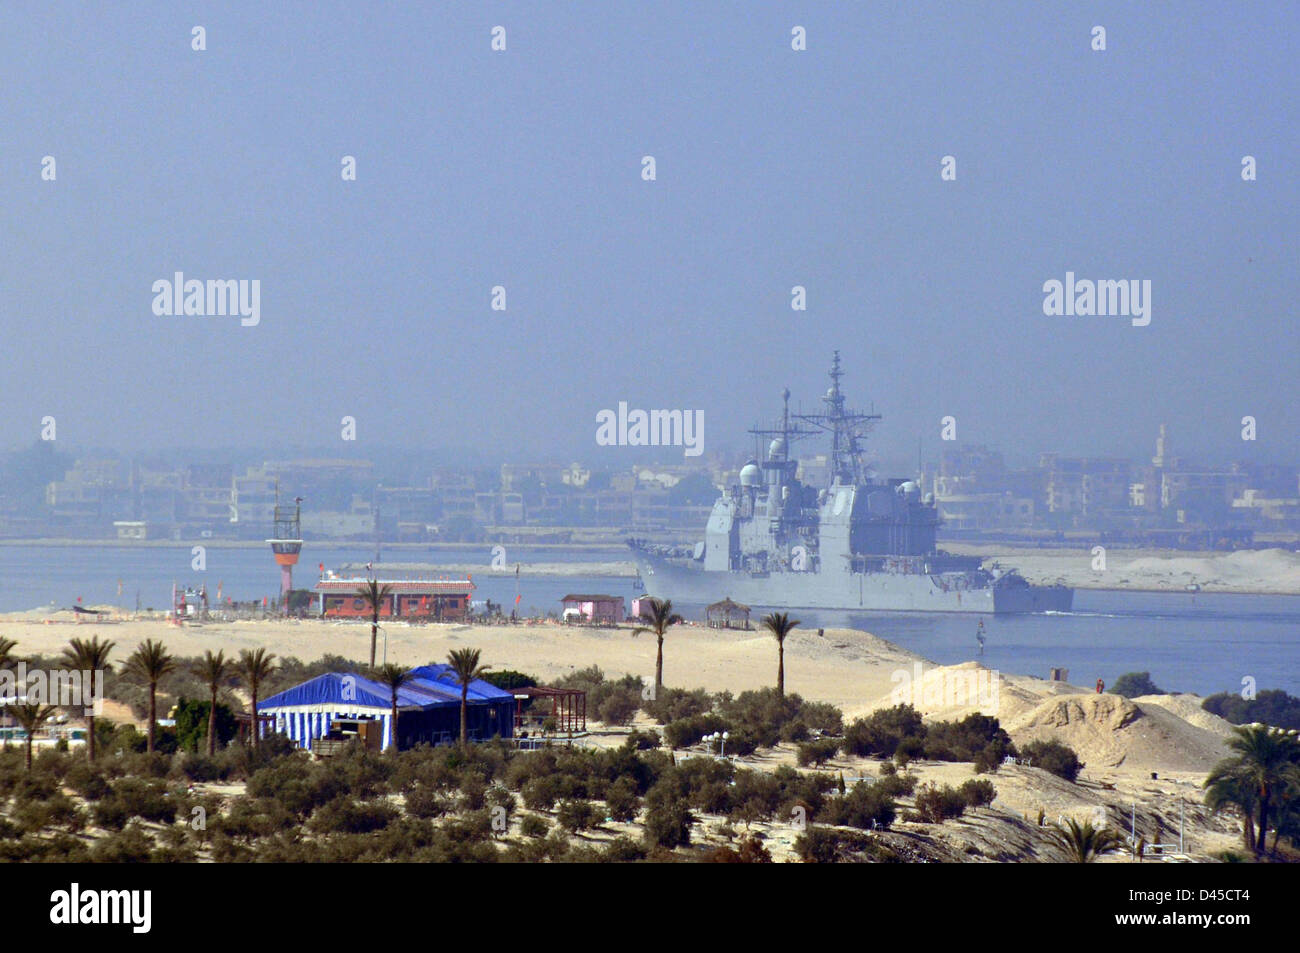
(2, 3, 1295, 469)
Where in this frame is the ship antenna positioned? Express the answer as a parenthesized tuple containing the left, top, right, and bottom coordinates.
(782, 387, 791, 445)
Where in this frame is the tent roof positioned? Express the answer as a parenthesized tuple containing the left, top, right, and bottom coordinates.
(259, 665, 512, 712)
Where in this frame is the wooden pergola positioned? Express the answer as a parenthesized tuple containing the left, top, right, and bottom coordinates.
(512, 686, 586, 735)
(706, 597, 751, 630)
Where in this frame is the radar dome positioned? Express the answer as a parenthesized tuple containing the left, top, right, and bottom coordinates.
(768, 437, 787, 459)
(739, 462, 761, 487)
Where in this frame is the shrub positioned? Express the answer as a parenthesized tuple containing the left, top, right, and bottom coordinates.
(64, 761, 110, 800)
(173, 697, 239, 752)
(662, 713, 728, 749)
(794, 827, 880, 863)
(1202, 688, 1300, 730)
(819, 782, 896, 830)
(624, 729, 661, 750)
(1019, 739, 1083, 782)
(604, 776, 640, 822)
(958, 778, 996, 810)
(89, 822, 155, 863)
(602, 836, 647, 862)
(644, 687, 713, 723)
(597, 690, 639, 726)
(643, 785, 693, 848)
(914, 783, 967, 823)
(796, 738, 839, 767)
(520, 815, 549, 838)
(521, 776, 563, 812)
(481, 670, 538, 691)
(556, 798, 602, 833)
(922, 713, 1014, 764)
(1110, 672, 1165, 698)
(841, 705, 924, 758)
(308, 797, 398, 835)
(405, 787, 451, 819)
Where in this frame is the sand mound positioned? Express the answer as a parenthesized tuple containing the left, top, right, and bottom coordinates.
(858, 661, 1082, 725)
(1133, 693, 1236, 737)
(1005, 693, 1230, 774)
(1122, 547, 1300, 591)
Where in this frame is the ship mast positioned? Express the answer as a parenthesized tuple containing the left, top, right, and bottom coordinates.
(794, 350, 881, 486)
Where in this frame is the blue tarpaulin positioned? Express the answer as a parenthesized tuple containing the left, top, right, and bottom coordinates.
(257, 666, 514, 751)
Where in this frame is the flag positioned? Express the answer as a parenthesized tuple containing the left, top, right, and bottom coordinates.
(514, 594, 522, 605)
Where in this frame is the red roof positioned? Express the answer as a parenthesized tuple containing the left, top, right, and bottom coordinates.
(313, 578, 475, 594)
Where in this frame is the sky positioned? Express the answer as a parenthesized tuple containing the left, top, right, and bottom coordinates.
(1, 2, 1296, 471)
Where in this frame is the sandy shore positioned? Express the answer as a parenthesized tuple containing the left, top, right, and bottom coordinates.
(0, 614, 1234, 777)
(945, 545, 1300, 595)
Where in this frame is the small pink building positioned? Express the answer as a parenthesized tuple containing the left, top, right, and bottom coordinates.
(630, 595, 655, 621)
(560, 593, 626, 624)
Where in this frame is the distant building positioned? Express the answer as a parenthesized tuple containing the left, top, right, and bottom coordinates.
(313, 573, 475, 621)
(560, 594, 626, 624)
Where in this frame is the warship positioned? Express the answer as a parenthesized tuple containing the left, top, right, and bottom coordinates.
(629, 353, 1073, 614)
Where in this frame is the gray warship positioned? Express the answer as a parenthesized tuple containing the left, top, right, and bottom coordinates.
(629, 353, 1073, 614)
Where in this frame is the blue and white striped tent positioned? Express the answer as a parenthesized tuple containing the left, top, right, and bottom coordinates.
(257, 666, 514, 751)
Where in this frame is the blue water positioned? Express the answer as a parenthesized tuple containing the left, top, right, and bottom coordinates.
(0, 545, 1295, 698)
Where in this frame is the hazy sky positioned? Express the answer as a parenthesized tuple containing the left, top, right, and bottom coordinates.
(2, 2, 1296, 470)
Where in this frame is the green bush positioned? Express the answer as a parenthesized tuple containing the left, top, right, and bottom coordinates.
(958, 778, 996, 810)
(794, 827, 883, 863)
(797, 738, 840, 767)
(556, 798, 602, 833)
(819, 781, 896, 830)
(643, 687, 713, 723)
(597, 690, 640, 726)
(308, 797, 398, 835)
(604, 776, 641, 822)
(643, 784, 694, 848)
(520, 814, 549, 838)
(841, 705, 924, 758)
(1018, 739, 1083, 782)
(1202, 688, 1300, 731)
(662, 713, 728, 749)
(914, 783, 966, 823)
(1110, 672, 1165, 698)
(172, 697, 238, 752)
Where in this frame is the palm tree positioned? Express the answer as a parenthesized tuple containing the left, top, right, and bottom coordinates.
(357, 579, 393, 669)
(1205, 770, 1259, 852)
(11, 701, 57, 770)
(632, 597, 683, 695)
(761, 612, 800, 698)
(122, 639, 176, 753)
(1204, 723, 1300, 855)
(238, 648, 277, 751)
(372, 664, 413, 752)
(1046, 817, 1123, 863)
(0, 636, 18, 671)
(194, 650, 233, 757)
(446, 648, 490, 748)
(11, 696, 57, 774)
(61, 636, 115, 761)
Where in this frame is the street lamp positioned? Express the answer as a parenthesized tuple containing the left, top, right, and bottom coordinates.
(704, 730, 730, 758)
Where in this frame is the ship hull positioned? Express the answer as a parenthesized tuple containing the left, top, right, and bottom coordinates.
(632, 551, 1073, 614)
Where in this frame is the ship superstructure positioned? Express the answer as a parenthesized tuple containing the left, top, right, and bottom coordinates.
(630, 353, 1073, 614)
